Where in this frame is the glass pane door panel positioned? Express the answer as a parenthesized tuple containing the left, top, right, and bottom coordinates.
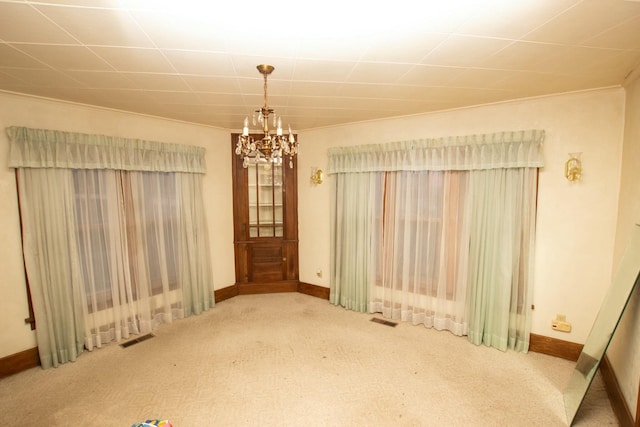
(247, 159, 284, 239)
(259, 226, 275, 237)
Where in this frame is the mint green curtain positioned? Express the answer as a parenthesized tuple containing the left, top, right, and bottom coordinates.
(8, 126, 213, 368)
(328, 129, 544, 352)
(330, 172, 382, 311)
(16, 168, 86, 368)
(467, 168, 538, 351)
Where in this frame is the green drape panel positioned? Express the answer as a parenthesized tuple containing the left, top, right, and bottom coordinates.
(330, 172, 382, 312)
(17, 168, 86, 368)
(178, 173, 215, 316)
(466, 168, 537, 352)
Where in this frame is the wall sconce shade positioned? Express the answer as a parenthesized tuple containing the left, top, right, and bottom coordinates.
(565, 152, 582, 182)
(310, 168, 323, 185)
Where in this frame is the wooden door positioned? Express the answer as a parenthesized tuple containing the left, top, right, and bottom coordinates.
(231, 134, 299, 294)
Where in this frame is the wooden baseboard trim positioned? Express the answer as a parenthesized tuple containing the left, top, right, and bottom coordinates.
(636, 379, 639, 427)
(214, 284, 239, 303)
(601, 355, 635, 427)
(529, 333, 583, 361)
(297, 282, 330, 300)
(237, 281, 298, 294)
(0, 347, 40, 378)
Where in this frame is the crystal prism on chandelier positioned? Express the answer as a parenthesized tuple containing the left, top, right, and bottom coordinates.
(235, 64, 298, 168)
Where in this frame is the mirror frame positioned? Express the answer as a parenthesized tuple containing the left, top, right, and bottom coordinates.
(563, 223, 640, 425)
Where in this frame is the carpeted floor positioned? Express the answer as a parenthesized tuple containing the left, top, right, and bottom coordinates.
(0, 293, 617, 426)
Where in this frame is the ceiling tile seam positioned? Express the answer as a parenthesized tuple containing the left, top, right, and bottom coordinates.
(581, 13, 640, 47)
(24, 1, 122, 12)
(30, 4, 125, 75)
(4, 43, 97, 89)
(122, 8, 201, 103)
(516, 0, 586, 43)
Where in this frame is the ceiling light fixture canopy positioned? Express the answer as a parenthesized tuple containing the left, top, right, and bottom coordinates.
(236, 64, 298, 168)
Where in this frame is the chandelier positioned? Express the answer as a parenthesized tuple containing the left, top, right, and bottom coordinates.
(235, 64, 298, 168)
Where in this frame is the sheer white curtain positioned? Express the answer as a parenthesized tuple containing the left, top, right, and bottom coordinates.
(370, 170, 471, 336)
(328, 130, 544, 352)
(8, 126, 214, 368)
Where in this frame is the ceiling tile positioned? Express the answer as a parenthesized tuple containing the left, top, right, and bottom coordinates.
(34, 4, 154, 47)
(457, 0, 580, 39)
(13, 44, 113, 71)
(91, 46, 176, 73)
(0, 43, 48, 68)
(128, 10, 227, 51)
(397, 65, 466, 86)
(182, 75, 242, 93)
(347, 63, 414, 84)
(359, 33, 448, 63)
(582, 15, 640, 49)
(63, 71, 136, 89)
(161, 50, 235, 76)
(0, 68, 85, 87)
(479, 41, 563, 71)
(119, 73, 191, 91)
(423, 35, 512, 67)
(0, 2, 77, 44)
(291, 59, 356, 83)
(524, 0, 640, 44)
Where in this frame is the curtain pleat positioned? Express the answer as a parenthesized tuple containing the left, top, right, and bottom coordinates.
(328, 129, 544, 174)
(17, 168, 86, 368)
(7, 126, 206, 173)
(330, 172, 382, 311)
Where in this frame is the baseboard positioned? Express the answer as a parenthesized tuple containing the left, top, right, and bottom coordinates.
(600, 355, 635, 427)
(297, 282, 330, 300)
(214, 284, 239, 303)
(0, 347, 40, 378)
(636, 379, 639, 427)
(528, 333, 583, 361)
(238, 281, 298, 294)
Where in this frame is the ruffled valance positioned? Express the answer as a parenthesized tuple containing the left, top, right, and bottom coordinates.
(7, 126, 206, 173)
(327, 129, 544, 173)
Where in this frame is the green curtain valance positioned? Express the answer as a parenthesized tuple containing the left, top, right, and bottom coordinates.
(7, 126, 207, 173)
(327, 129, 545, 174)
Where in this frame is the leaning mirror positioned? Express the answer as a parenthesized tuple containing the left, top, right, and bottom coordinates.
(563, 223, 640, 425)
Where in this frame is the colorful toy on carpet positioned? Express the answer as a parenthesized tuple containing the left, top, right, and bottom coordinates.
(131, 420, 173, 427)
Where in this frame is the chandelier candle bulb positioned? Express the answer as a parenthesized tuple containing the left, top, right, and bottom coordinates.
(242, 117, 249, 136)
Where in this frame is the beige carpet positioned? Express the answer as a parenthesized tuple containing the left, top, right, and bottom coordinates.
(0, 293, 617, 426)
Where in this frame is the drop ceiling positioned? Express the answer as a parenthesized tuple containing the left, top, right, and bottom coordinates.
(1, 0, 639, 131)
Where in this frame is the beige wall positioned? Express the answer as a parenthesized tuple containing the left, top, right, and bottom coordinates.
(0, 91, 236, 358)
(609, 73, 640, 419)
(297, 87, 625, 345)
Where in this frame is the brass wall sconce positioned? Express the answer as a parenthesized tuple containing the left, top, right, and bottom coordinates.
(310, 168, 324, 185)
(565, 152, 582, 182)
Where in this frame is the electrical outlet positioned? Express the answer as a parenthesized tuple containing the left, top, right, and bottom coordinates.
(551, 314, 571, 332)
